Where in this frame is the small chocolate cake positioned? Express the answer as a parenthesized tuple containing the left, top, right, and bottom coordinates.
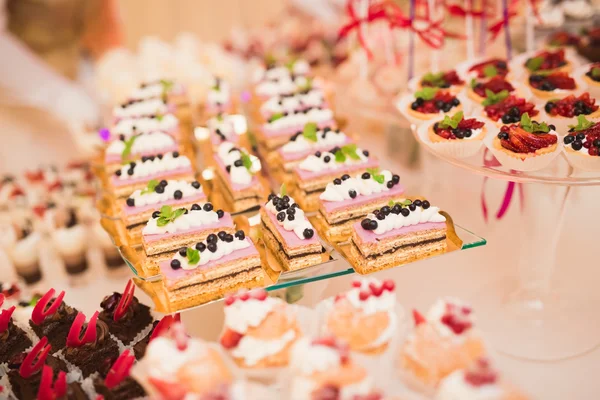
(29, 301, 78, 351)
(93, 376, 146, 400)
(63, 319, 120, 378)
(98, 290, 153, 345)
(7, 354, 67, 399)
(133, 320, 158, 360)
(0, 321, 32, 363)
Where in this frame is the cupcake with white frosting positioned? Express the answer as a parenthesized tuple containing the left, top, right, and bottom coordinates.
(0, 219, 42, 284)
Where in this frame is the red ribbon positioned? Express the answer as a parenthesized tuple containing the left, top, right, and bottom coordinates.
(488, 9, 517, 41)
(481, 149, 524, 222)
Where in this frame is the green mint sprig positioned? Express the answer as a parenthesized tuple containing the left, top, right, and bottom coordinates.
(415, 87, 438, 101)
(156, 205, 186, 227)
(334, 144, 361, 163)
(141, 180, 159, 195)
(592, 67, 600, 79)
(121, 135, 137, 161)
(240, 151, 255, 174)
(367, 167, 385, 184)
(160, 79, 174, 96)
(280, 183, 287, 197)
(186, 247, 200, 265)
(520, 113, 550, 134)
(438, 111, 464, 130)
(269, 112, 284, 123)
(482, 89, 509, 106)
(568, 115, 594, 132)
(470, 78, 478, 89)
(525, 56, 544, 72)
(388, 199, 413, 207)
(483, 65, 498, 78)
(302, 122, 318, 142)
(421, 72, 445, 87)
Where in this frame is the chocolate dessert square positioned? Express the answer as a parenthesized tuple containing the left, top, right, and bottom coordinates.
(29, 302, 78, 351)
(63, 320, 120, 378)
(133, 321, 158, 360)
(99, 292, 153, 345)
(0, 321, 32, 363)
(93, 376, 146, 400)
(7, 354, 67, 399)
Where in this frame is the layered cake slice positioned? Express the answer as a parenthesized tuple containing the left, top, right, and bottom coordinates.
(103, 132, 179, 172)
(120, 179, 206, 239)
(258, 87, 327, 121)
(274, 124, 353, 175)
(109, 151, 194, 198)
(129, 79, 190, 112)
(110, 113, 180, 141)
(292, 145, 378, 211)
(204, 77, 235, 117)
(255, 106, 335, 151)
(251, 60, 312, 101)
(141, 203, 235, 263)
(160, 230, 263, 309)
(206, 114, 245, 148)
(317, 168, 405, 242)
(349, 199, 447, 274)
(213, 141, 265, 212)
(260, 192, 325, 271)
(112, 97, 172, 121)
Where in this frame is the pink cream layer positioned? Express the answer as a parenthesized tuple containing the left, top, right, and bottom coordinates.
(354, 221, 446, 244)
(112, 103, 177, 123)
(321, 184, 405, 214)
(104, 144, 179, 163)
(277, 137, 354, 162)
(265, 210, 319, 249)
(111, 166, 194, 188)
(160, 238, 259, 283)
(143, 213, 234, 243)
(295, 158, 379, 182)
(123, 192, 207, 216)
(214, 156, 258, 192)
(262, 119, 334, 138)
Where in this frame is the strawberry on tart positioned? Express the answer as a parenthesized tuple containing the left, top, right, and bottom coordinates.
(316, 168, 405, 243)
(527, 71, 582, 102)
(563, 115, 600, 170)
(542, 93, 600, 133)
(522, 49, 573, 76)
(481, 92, 539, 126)
(220, 289, 302, 369)
(405, 88, 462, 122)
(581, 63, 600, 98)
(423, 111, 487, 158)
(417, 70, 465, 92)
(467, 76, 518, 105)
(464, 58, 510, 81)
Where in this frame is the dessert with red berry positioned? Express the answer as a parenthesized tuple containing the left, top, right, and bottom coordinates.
(583, 63, 600, 89)
(219, 289, 301, 368)
(289, 336, 381, 400)
(407, 88, 462, 120)
(577, 27, 600, 62)
(481, 91, 539, 125)
(325, 278, 398, 354)
(466, 58, 509, 80)
(524, 49, 571, 75)
(543, 93, 600, 133)
(429, 111, 486, 143)
(436, 358, 530, 400)
(418, 70, 465, 91)
(399, 298, 486, 388)
(493, 113, 558, 160)
(467, 76, 516, 104)
(547, 31, 581, 49)
(349, 199, 447, 274)
(563, 116, 600, 170)
(528, 71, 579, 100)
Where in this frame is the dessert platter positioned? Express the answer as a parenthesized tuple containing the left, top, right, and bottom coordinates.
(0, 278, 531, 399)
(92, 63, 485, 313)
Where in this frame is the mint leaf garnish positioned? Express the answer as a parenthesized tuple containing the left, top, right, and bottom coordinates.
(302, 122, 318, 142)
(269, 112, 284, 123)
(438, 111, 464, 130)
(280, 183, 287, 197)
(568, 115, 594, 132)
(483, 65, 498, 78)
(186, 247, 200, 265)
(470, 78, 478, 89)
(156, 205, 186, 226)
(388, 200, 395, 207)
(415, 87, 438, 101)
(592, 67, 600, 78)
(240, 151, 255, 174)
(141, 179, 159, 195)
(400, 199, 413, 206)
(121, 135, 137, 161)
(156, 114, 164, 122)
(482, 89, 509, 106)
(341, 144, 360, 161)
(520, 113, 550, 134)
(160, 79, 174, 96)
(421, 72, 445, 87)
(526, 56, 544, 72)
(366, 167, 385, 184)
(297, 77, 313, 92)
(334, 149, 346, 163)
(284, 59, 297, 71)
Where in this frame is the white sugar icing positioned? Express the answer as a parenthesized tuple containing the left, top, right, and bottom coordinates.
(142, 208, 219, 235)
(266, 108, 333, 131)
(224, 297, 281, 333)
(298, 147, 369, 173)
(113, 98, 168, 119)
(127, 180, 202, 207)
(427, 297, 475, 338)
(52, 224, 87, 257)
(112, 114, 178, 137)
(106, 132, 176, 157)
(217, 142, 261, 185)
(115, 152, 190, 181)
(130, 81, 184, 101)
(436, 370, 503, 400)
(366, 204, 446, 235)
(261, 89, 325, 115)
(282, 128, 347, 154)
(231, 329, 296, 366)
(320, 170, 394, 202)
(143, 336, 209, 377)
(265, 196, 313, 240)
(173, 236, 250, 270)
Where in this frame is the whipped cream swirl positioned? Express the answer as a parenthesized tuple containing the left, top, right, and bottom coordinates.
(112, 114, 178, 138)
(115, 152, 190, 181)
(224, 297, 281, 333)
(320, 170, 396, 202)
(365, 203, 446, 235)
(217, 142, 261, 185)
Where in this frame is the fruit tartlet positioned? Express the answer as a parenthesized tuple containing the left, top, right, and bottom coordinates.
(563, 115, 600, 171)
(488, 113, 560, 171)
(325, 278, 399, 354)
(416, 70, 465, 92)
(289, 336, 380, 400)
(405, 88, 462, 122)
(527, 71, 583, 101)
(219, 289, 301, 369)
(436, 358, 529, 400)
(547, 31, 581, 49)
(481, 91, 539, 126)
(522, 49, 572, 76)
(542, 93, 600, 133)
(463, 58, 509, 81)
(581, 63, 600, 97)
(399, 298, 486, 390)
(421, 112, 487, 158)
(467, 76, 518, 104)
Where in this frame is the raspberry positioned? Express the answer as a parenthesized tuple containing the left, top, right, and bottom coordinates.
(468, 58, 509, 78)
(219, 329, 243, 349)
(473, 77, 515, 97)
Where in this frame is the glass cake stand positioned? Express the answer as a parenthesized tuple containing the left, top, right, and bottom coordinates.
(411, 126, 600, 361)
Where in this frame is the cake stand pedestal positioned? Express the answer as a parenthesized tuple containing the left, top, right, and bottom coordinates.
(412, 130, 600, 361)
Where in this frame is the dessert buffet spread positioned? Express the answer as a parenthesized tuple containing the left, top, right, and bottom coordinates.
(0, 280, 529, 399)
(94, 60, 468, 313)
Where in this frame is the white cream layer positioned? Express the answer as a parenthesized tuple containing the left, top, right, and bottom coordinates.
(112, 114, 178, 137)
(106, 132, 176, 157)
(298, 147, 368, 173)
(267, 108, 333, 131)
(142, 208, 219, 235)
(217, 142, 261, 185)
(115, 152, 190, 181)
(128, 180, 202, 207)
(320, 170, 393, 202)
(174, 237, 250, 270)
(113, 98, 168, 119)
(282, 129, 347, 154)
(265, 197, 313, 240)
(261, 89, 325, 116)
(367, 205, 446, 235)
(231, 329, 296, 367)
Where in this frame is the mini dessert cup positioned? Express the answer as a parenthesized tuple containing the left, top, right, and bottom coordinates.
(52, 224, 89, 275)
(407, 69, 467, 95)
(456, 57, 511, 83)
(540, 93, 600, 134)
(562, 119, 600, 171)
(526, 72, 587, 105)
(396, 91, 469, 127)
(510, 49, 577, 80)
(464, 80, 533, 110)
(577, 63, 600, 99)
(417, 116, 489, 159)
(93, 222, 123, 269)
(6, 231, 43, 284)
